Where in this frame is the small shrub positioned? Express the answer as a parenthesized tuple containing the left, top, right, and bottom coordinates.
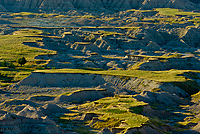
(2, 60, 7, 67)
(17, 57, 27, 66)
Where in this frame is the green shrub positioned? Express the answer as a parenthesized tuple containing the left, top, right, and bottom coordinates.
(17, 57, 27, 66)
(2, 60, 7, 67)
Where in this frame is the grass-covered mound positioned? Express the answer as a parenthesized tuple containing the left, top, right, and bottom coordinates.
(59, 95, 149, 133)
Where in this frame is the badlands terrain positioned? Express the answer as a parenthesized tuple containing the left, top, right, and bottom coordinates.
(1, 0, 200, 133)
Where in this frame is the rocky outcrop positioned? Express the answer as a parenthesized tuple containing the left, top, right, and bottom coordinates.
(17, 105, 45, 119)
(0, 0, 197, 12)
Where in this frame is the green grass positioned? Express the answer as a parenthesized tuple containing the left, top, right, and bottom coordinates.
(98, 30, 123, 36)
(0, 67, 32, 86)
(10, 12, 57, 18)
(176, 117, 200, 126)
(126, 9, 152, 13)
(0, 29, 56, 86)
(0, 29, 55, 61)
(115, 26, 140, 30)
(34, 69, 193, 82)
(60, 95, 149, 133)
(154, 8, 200, 16)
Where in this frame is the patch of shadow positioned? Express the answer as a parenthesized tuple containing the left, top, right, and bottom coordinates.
(172, 80, 200, 95)
(129, 105, 144, 114)
(0, 19, 17, 24)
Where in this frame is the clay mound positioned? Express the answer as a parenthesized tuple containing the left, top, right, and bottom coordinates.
(142, 105, 174, 118)
(94, 37, 111, 50)
(98, 128, 112, 134)
(0, 113, 64, 134)
(165, 39, 190, 48)
(146, 41, 161, 50)
(0, 113, 19, 120)
(123, 125, 161, 134)
(28, 95, 56, 102)
(190, 103, 200, 113)
(182, 28, 200, 48)
(138, 59, 165, 71)
(0, 20, 16, 24)
(96, 83, 115, 96)
(138, 57, 200, 71)
(0, 99, 38, 108)
(54, 90, 104, 103)
(40, 104, 70, 115)
(72, 42, 99, 52)
(17, 72, 106, 87)
(178, 129, 200, 134)
(192, 122, 200, 132)
(14, 105, 26, 112)
(135, 91, 187, 108)
(0, 109, 6, 116)
(17, 105, 45, 119)
(0, 4, 6, 11)
(81, 113, 98, 121)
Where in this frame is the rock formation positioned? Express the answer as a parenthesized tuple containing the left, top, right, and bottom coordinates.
(0, 0, 197, 12)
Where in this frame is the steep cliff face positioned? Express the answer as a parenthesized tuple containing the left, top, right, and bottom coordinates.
(0, 0, 196, 12)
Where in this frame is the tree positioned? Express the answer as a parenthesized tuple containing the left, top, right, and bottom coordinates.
(18, 57, 27, 66)
(2, 60, 7, 67)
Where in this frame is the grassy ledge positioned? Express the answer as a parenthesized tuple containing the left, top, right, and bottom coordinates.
(34, 69, 198, 82)
(34, 69, 200, 95)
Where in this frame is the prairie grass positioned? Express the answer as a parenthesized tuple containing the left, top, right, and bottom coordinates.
(0, 29, 56, 86)
(60, 95, 149, 133)
(34, 68, 193, 82)
(0, 29, 55, 61)
(154, 8, 200, 16)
